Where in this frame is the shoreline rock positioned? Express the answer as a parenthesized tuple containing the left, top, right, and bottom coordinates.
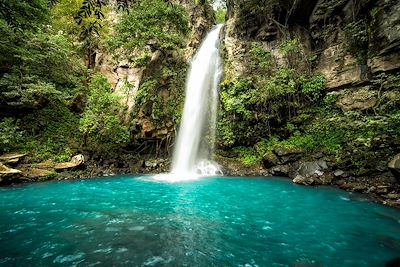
(0, 152, 398, 208)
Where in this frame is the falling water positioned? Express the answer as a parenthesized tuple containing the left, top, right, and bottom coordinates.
(171, 24, 223, 177)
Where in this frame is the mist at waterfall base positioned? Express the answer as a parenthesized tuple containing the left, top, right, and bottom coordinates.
(169, 24, 223, 180)
(1, 176, 400, 266)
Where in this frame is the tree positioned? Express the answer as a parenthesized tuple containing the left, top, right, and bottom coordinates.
(112, 0, 189, 56)
(0, 1, 85, 110)
(0, 0, 48, 31)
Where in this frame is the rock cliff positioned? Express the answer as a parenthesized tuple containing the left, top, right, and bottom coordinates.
(219, 0, 400, 206)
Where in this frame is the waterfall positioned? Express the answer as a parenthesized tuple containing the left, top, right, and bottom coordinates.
(171, 24, 223, 177)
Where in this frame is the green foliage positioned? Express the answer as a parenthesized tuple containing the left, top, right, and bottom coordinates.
(218, 67, 326, 149)
(299, 75, 325, 101)
(0, 118, 23, 152)
(249, 42, 272, 71)
(259, 67, 296, 100)
(279, 39, 300, 56)
(20, 104, 81, 162)
(323, 94, 338, 109)
(344, 20, 368, 64)
(132, 54, 187, 133)
(217, 118, 236, 147)
(220, 78, 253, 118)
(0, 21, 85, 108)
(16, 31, 84, 87)
(136, 79, 158, 107)
(79, 75, 130, 152)
(51, 0, 86, 36)
(215, 8, 226, 24)
(112, 0, 189, 56)
(133, 52, 152, 67)
(234, 146, 259, 166)
(0, 0, 49, 31)
(51, 0, 112, 68)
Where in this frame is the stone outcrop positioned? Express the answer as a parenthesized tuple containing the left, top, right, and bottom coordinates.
(316, 36, 362, 90)
(224, 0, 400, 90)
(292, 160, 331, 185)
(0, 163, 21, 179)
(185, 3, 216, 59)
(0, 153, 27, 165)
(368, 0, 400, 73)
(21, 168, 54, 180)
(54, 154, 85, 171)
(388, 154, 400, 180)
(0, 154, 85, 184)
(335, 87, 377, 112)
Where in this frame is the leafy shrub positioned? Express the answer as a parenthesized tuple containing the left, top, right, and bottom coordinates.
(323, 94, 338, 109)
(218, 118, 236, 147)
(0, 23, 85, 108)
(249, 42, 272, 71)
(300, 75, 325, 101)
(0, 118, 23, 152)
(220, 78, 253, 118)
(234, 146, 259, 166)
(279, 39, 300, 56)
(21, 104, 80, 162)
(79, 75, 130, 152)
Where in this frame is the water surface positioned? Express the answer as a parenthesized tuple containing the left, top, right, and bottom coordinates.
(0, 176, 399, 266)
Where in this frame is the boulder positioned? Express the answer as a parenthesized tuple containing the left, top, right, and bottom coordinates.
(336, 87, 377, 112)
(269, 165, 290, 176)
(21, 168, 54, 179)
(297, 160, 328, 178)
(319, 173, 334, 184)
(293, 175, 311, 185)
(333, 169, 345, 177)
(144, 160, 158, 168)
(388, 153, 400, 180)
(54, 154, 85, 171)
(0, 163, 22, 179)
(36, 160, 56, 169)
(273, 146, 304, 164)
(0, 153, 28, 164)
(385, 193, 400, 200)
(262, 151, 279, 168)
(273, 146, 304, 157)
